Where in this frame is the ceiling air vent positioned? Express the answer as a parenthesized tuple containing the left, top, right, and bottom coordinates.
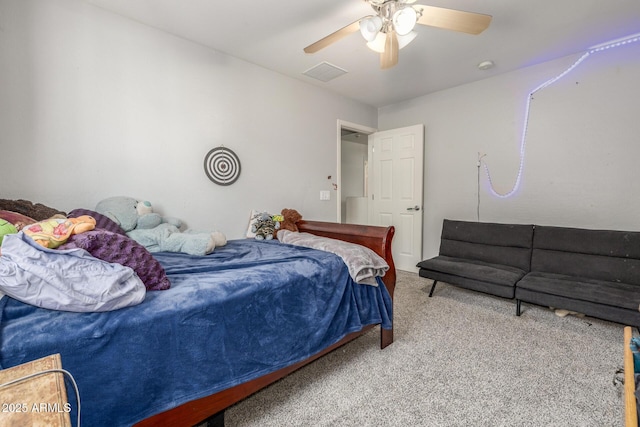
(303, 62, 348, 82)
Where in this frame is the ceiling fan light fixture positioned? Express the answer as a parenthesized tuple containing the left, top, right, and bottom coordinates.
(359, 16, 383, 42)
(366, 31, 387, 53)
(392, 6, 417, 36)
(303, 1, 492, 71)
(397, 30, 417, 49)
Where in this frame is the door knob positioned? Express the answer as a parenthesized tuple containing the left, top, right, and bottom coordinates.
(406, 205, 420, 211)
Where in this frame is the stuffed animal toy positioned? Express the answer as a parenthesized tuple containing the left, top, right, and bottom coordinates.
(95, 196, 226, 256)
(274, 208, 302, 239)
(250, 212, 280, 240)
(279, 208, 302, 232)
(96, 196, 182, 232)
(22, 215, 96, 249)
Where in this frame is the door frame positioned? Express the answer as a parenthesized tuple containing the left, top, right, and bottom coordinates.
(336, 120, 377, 223)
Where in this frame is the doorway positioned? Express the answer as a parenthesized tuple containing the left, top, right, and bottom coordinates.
(337, 120, 425, 272)
(337, 120, 376, 224)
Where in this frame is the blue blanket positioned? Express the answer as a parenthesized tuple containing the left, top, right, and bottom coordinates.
(0, 239, 392, 426)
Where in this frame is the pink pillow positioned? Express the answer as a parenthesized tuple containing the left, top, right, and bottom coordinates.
(0, 210, 36, 231)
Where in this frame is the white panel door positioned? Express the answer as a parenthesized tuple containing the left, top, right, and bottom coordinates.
(369, 124, 424, 272)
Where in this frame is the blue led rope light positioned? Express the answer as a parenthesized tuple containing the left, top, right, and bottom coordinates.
(483, 32, 640, 198)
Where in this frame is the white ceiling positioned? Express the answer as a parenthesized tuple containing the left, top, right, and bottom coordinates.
(84, 0, 640, 108)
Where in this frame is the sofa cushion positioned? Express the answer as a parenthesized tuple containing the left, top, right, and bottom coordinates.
(531, 249, 640, 287)
(417, 255, 527, 287)
(533, 225, 640, 258)
(517, 271, 640, 311)
(442, 219, 534, 248)
(515, 287, 640, 326)
(419, 269, 516, 298)
(531, 225, 640, 286)
(439, 219, 534, 271)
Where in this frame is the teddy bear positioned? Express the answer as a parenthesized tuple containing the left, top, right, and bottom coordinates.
(279, 208, 302, 232)
(95, 196, 226, 256)
(275, 208, 302, 239)
(250, 212, 280, 240)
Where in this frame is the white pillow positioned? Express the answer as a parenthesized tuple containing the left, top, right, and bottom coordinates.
(0, 233, 145, 312)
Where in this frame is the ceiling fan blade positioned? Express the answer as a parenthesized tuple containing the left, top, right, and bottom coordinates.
(380, 31, 399, 69)
(415, 5, 492, 35)
(304, 19, 362, 54)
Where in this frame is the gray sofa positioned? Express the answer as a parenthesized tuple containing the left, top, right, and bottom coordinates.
(417, 219, 534, 299)
(417, 219, 640, 327)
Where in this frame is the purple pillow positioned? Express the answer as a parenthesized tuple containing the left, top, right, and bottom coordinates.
(60, 230, 171, 291)
(67, 208, 126, 236)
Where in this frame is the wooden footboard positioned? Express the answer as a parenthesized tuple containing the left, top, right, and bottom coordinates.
(625, 326, 638, 427)
(298, 220, 396, 349)
(135, 221, 396, 427)
(297, 221, 396, 297)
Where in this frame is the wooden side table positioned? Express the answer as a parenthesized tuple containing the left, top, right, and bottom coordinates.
(0, 354, 72, 427)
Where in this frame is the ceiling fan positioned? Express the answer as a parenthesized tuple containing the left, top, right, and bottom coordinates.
(303, 0, 492, 69)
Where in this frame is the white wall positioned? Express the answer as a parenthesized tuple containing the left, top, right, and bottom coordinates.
(2, 0, 638, 255)
(379, 41, 640, 258)
(0, 0, 377, 238)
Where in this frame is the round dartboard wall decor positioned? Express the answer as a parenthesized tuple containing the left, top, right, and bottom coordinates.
(203, 146, 241, 186)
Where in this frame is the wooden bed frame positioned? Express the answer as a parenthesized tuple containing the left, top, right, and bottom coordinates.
(625, 326, 638, 427)
(135, 220, 396, 427)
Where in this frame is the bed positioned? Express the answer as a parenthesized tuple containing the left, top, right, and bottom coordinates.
(0, 215, 395, 427)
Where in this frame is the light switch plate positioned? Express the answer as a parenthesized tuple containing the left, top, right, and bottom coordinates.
(320, 191, 330, 201)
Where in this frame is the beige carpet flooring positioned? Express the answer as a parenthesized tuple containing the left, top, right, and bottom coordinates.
(221, 270, 626, 426)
